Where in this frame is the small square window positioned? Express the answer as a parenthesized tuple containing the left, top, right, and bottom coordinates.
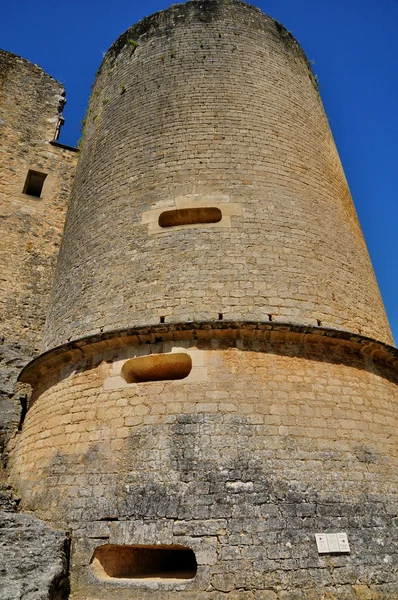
(23, 170, 47, 198)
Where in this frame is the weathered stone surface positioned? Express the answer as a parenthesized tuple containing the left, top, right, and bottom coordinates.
(0, 340, 33, 463)
(0, 512, 70, 600)
(0, 483, 18, 512)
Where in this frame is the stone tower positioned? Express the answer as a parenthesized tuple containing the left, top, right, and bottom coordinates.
(10, 1, 398, 598)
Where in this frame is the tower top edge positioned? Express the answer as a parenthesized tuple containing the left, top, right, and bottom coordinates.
(101, 0, 302, 68)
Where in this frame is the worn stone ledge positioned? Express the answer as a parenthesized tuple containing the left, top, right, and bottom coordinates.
(18, 321, 398, 387)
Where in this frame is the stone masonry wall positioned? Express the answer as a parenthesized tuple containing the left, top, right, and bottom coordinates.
(0, 50, 77, 460)
(3, 3, 396, 599)
(10, 333, 398, 598)
(0, 52, 76, 598)
(44, 0, 392, 350)
(0, 50, 77, 353)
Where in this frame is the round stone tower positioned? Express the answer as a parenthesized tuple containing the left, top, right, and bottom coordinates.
(11, 1, 398, 599)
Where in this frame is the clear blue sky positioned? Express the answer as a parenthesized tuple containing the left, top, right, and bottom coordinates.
(2, 0, 397, 344)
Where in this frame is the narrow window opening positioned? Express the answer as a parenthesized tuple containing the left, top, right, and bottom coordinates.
(91, 544, 197, 581)
(268, 314, 273, 322)
(121, 353, 192, 384)
(23, 170, 47, 197)
(158, 207, 222, 228)
(160, 316, 165, 323)
(317, 320, 322, 327)
(218, 313, 223, 320)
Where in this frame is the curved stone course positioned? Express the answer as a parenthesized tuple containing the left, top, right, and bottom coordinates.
(17, 322, 398, 387)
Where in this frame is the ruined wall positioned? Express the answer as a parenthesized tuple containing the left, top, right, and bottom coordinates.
(0, 50, 77, 352)
(10, 329, 398, 599)
(0, 50, 76, 600)
(0, 50, 77, 456)
(44, 0, 392, 349)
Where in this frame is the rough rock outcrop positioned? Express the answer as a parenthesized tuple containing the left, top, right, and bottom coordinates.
(0, 342, 70, 599)
(0, 511, 70, 600)
(0, 339, 32, 466)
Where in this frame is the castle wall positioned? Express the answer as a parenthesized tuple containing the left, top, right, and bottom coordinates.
(44, 0, 392, 350)
(0, 50, 77, 353)
(0, 52, 76, 599)
(0, 50, 77, 457)
(9, 330, 398, 598)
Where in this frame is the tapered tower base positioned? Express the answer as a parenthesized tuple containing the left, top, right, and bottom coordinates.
(11, 323, 398, 598)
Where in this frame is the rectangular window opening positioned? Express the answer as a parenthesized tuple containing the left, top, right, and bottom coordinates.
(23, 170, 47, 197)
(158, 207, 222, 228)
(92, 544, 197, 581)
(121, 353, 192, 384)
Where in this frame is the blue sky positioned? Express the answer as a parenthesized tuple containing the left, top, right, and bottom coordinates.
(2, 0, 397, 343)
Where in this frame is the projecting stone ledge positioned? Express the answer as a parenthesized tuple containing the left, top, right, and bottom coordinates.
(0, 512, 70, 600)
